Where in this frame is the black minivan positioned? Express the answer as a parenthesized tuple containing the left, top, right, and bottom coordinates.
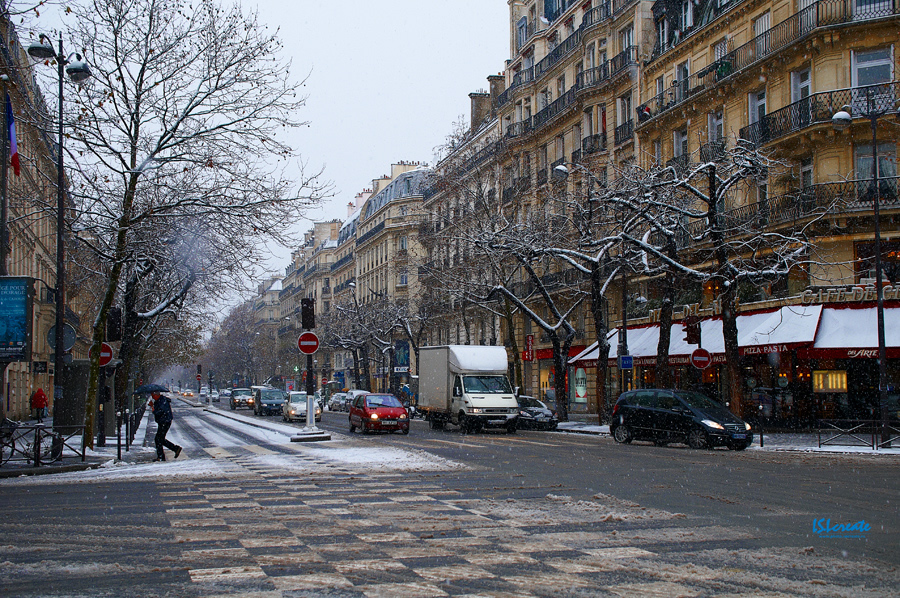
(610, 389, 753, 450)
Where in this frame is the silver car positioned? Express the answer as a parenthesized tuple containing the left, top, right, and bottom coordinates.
(283, 392, 322, 423)
(329, 392, 347, 411)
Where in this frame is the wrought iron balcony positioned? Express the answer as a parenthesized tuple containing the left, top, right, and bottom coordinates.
(582, 1, 612, 30)
(582, 133, 607, 154)
(609, 45, 637, 77)
(740, 81, 899, 147)
(614, 119, 633, 146)
(534, 29, 582, 80)
(575, 61, 610, 94)
(638, 0, 900, 126)
(699, 139, 726, 163)
(666, 154, 691, 176)
(534, 88, 576, 130)
(504, 118, 533, 140)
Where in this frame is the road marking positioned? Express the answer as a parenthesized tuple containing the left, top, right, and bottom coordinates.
(203, 447, 232, 458)
(244, 444, 277, 455)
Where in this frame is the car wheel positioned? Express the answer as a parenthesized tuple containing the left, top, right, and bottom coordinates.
(506, 422, 517, 434)
(688, 428, 710, 450)
(459, 414, 470, 434)
(401, 427, 410, 435)
(612, 425, 632, 444)
(349, 420, 356, 433)
(230, 404, 235, 410)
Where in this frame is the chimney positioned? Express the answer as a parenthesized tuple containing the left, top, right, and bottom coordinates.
(488, 74, 504, 108)
(347, 202, 355, 217)
(469, 91, 491, 132)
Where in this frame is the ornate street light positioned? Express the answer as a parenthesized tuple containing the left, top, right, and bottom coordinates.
(28, 34, 92, 408)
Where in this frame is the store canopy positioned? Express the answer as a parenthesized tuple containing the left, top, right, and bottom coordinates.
(570, 304, 823, 366)
(798, 306, 900, 359)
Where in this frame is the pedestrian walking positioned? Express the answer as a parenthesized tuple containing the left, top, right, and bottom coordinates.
(150, 391, 182, 461)
(30, 388, 48, 423)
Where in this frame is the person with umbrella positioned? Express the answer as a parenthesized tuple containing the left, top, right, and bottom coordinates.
(147, 389, 181, 461)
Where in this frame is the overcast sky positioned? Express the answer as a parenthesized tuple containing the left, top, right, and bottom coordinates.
(250, 1, 510, 272)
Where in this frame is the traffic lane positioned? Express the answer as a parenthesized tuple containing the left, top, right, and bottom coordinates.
(313, 411, 900, 560)
(164, 404, 304, 457)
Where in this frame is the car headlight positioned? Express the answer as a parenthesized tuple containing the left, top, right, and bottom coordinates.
(520, 411, 528, 417)
(745, 422, 752, 431)
(370, 413, 379, 420)
(399, 413, 408, 419)
(702, 420, 725, 430)
(469, 408, 483, 414)
(289, 409, 295, 415)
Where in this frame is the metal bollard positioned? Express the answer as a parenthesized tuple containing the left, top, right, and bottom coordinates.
(33, 425, 42, 467)
(98, 404, 106, 447)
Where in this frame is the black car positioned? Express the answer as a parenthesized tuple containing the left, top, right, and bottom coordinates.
(610, 389, 753, 450)
(254, 387, 286, 416)
(516, 396, 559, 430)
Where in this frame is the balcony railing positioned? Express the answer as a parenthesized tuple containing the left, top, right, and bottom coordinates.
(537, 167, 548, 187)
(534, 29, 582, 80)
(582, 132, 607, 154)
(666, 154, 691, 176)
(612, 0, 637, 15)
(551, 158, 566, 181)
(575, 61, 610, 94)
(609, 45, 637, 77)
(639, 0, 900, 125)
(699, 139, 726, 163)
(533, 88, 576, 129)
(740, 81, 900, 146)
(356, 220, 385, 247)
(331, 252, 355, 272)
(614, 119, 634, 145)
(505, 117, 533, 140)
(582, 1, 612, 29)
(682, 176, 900, 242)
(302, 264, 318, 279)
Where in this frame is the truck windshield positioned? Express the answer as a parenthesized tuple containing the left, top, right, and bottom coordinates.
(463, 375, 512, 394)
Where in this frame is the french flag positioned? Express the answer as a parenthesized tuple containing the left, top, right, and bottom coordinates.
(6, 93, 19, 177)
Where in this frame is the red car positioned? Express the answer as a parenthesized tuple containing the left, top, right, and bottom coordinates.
(349, 393, 410, 435)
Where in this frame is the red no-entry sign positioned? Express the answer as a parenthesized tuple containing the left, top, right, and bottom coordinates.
(98, 342, 114, 367)
(691, 348, 712, 370)
(298, 332, 319, 355)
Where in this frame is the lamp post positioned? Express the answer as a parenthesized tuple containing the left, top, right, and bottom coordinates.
(27, 35, 91, 409)
(833, 95, 899, 447)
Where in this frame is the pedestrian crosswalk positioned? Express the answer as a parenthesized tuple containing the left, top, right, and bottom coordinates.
(151, 452, 898, 597)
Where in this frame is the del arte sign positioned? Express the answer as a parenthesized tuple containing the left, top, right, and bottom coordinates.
(802, 286, 900, 304)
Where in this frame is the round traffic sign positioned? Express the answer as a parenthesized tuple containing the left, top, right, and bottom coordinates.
(690, 348, 712, 370)
(98, 342, 114, 367)
(196, 374, 201, 381)
(298, 332, 319, 355)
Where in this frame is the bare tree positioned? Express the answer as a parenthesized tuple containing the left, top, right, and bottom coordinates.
(35, 0, 328, 445)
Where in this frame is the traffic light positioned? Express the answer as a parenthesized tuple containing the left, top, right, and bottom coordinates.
(684, 317, 701, 345)
(197, 363, 202, 375)
(301, 297, 315, 329)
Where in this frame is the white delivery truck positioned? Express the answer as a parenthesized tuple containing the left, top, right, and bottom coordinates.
(418, 345, 519, 433)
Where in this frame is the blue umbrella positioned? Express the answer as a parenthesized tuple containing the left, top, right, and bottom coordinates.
(133, 383, 168, 394)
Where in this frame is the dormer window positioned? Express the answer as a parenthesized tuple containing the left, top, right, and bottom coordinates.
(680, 0, 694, 31)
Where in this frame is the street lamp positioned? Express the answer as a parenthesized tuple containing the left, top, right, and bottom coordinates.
(28, 34, 92, 408)
(832, 96, 900, 446)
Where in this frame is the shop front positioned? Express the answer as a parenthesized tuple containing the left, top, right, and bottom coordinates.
(570, 299, 898, 426)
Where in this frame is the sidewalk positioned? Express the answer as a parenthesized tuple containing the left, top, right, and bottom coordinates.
(0, 410, 158, 478)
(557, 414, 900, 455)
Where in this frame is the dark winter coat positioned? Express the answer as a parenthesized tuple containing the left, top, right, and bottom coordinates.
(152, 394, 173, 425)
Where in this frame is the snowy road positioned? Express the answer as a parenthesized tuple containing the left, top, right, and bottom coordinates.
(0, 404, 898, 597)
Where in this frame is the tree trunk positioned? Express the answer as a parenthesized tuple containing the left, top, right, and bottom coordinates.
(721, 283, 742, 415)
(503, 298, 523, 392)
(655, 243, 678, 389)
(360, 344, 371, 391)
(590, 260, 610, 423)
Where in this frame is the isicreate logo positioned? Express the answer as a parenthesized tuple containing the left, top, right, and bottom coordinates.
(813, 518, 870, 538)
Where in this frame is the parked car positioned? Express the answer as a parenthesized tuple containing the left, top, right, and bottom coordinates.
(230, 388, 254, 410)
(210, 391, 220, 403)
(328, 392, 347, 411)
(610, 389, 753, 450)
(254, 387, 286, 416)
(283, 391, 322, 423)
(516, 396, 559, 430)
(349, 393, 409, 435)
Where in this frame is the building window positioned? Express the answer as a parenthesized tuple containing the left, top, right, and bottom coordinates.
(709, 110, 723, 141)
(749, 89, 766, 124)
(713, 37, 728, 61)
(855, 143, 897, 181)
(674, 127, 688, 157)
(656, 18, 668, 50)
(619, 25, 633, 52)
(400, 236, 408, 250)
(680, 0, 693, 30)
(852, 46, 893, 87)
(618, 92, 632, 126)
(653, 139, 663, 165)
(800, 158, 813, 188)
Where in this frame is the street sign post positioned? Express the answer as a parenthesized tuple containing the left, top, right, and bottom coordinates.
(618, 355, 633, 370)
(690, 348, 712, 370)
(298, 332, 319, 355)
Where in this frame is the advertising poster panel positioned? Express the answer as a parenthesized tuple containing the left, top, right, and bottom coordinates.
(0, 277, 33, 362)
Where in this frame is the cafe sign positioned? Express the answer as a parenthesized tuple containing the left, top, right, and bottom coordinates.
(801, 286, 900, 304)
